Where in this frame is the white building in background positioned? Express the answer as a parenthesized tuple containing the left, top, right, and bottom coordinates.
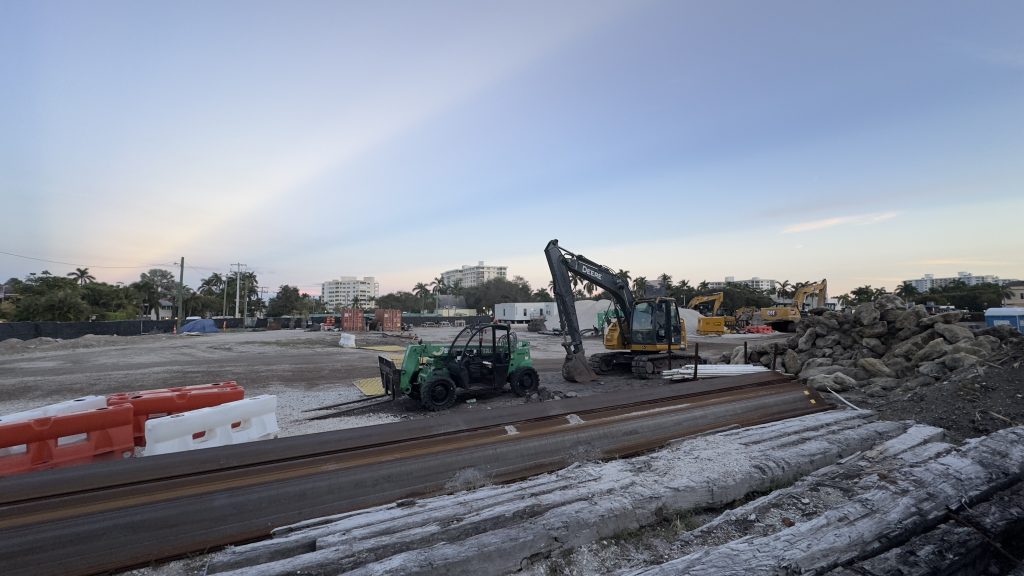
(441, 261, 507, 288)
(321, 276, 379, 309)
(706, 276, 777, 292)
(905, 272, 1006, 292)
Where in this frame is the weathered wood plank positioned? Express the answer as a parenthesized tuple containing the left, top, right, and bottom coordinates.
(209, 412, 904, 576)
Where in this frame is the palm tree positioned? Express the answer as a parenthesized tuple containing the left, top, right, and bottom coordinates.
(413, 282, 431, 312)
(582, 281, 596, 298)
(67, 267, 95, 286)
(697, 280, 709, 291)
(657, 273, 673, 291)
(632, 276, 648, 298)
(774, 279, 792, 299)
(615, 269, 631, 287)
(199, 273, 224, 296)
(836, 294, 853, 310)
(430, 277, 448, 295)
(894, 282, 920, 308)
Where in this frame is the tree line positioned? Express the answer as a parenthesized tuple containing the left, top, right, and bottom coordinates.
(3, 266, 1012, 323)
(0, 268, 264, 322)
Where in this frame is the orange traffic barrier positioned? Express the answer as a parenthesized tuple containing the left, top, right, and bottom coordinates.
(108, 384, 245, 446)
(0, 404, 135, 477)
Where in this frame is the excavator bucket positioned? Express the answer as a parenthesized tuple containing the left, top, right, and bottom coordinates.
(562, 350, 598, 383)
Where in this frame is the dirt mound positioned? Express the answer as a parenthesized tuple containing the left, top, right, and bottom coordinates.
(874, 334, 1024, 442)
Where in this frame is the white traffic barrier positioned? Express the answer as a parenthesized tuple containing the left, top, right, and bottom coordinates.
(0, 396, 108, 456)
(142, 395, 279, 456)
(338, 333, 356, 348)
(662, 365, 771, 380)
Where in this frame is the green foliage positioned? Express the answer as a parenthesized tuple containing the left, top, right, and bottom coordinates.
(267, 285, 303, 316)
(848, 285, 888, 305)
(916, 282, 1008, 312)
(462, 277, 535, 313)
(377, 291, 429, 312)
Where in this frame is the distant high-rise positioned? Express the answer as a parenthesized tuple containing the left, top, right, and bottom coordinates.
(440, 261, 507, 288)
(322, 276, 379, 309)
(904, 272, 1006, 292)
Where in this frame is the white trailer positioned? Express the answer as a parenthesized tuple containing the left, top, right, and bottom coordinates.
(495, 302, 556, 324)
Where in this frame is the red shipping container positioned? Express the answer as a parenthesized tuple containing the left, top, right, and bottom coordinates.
(341, 308, 365, 332)
(374, 309, 402, 331)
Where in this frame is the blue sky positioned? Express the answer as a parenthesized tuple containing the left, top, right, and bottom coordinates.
(2, 0, 1022, 297)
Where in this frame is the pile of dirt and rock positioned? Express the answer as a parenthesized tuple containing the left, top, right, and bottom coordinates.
(726, 294, 1024, 439)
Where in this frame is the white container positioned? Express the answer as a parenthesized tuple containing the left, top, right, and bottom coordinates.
(338, 333, 357, 348)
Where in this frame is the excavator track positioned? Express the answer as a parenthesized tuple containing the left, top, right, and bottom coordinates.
(630, 352, 696, 379)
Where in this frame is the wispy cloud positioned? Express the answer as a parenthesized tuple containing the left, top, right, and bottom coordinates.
(782, 211, 899, 234)
(920, 259, 1011, 267)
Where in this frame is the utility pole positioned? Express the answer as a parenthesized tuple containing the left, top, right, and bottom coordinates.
(242, 275, 249, 325)
(176, 257, 184, 332)
(223, 273, 229, 318)
(232, 263, 246, 318)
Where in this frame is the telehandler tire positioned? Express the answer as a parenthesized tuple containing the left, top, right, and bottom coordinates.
(420, 377, 457, 411)
(509, 367, 540, 397)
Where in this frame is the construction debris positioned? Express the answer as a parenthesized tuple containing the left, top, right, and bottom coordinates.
(730, 294, 1022, 398)
(206, 411, 904, 576)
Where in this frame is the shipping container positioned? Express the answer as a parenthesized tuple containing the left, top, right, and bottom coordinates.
(374, 309, 402, 331)
(340, 308, 365, 332)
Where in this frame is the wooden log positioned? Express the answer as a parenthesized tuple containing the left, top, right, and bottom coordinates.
(625, 426, 1024, 576)
(208, 412, 905, 576)
(827, 482, 1024, 576)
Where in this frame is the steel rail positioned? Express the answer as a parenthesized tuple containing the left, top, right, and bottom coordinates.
(0, 373, 827, 576)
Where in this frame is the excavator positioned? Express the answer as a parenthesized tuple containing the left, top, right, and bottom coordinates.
(544, 239, 687, 382)
(687, 292, 730, 335)
(760, 279, 828, 332)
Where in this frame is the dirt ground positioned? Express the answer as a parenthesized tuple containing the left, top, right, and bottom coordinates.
(0, 327, 780, 437)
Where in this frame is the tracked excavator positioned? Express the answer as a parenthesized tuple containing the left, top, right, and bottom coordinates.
(687, 292, 730, 335)
(760, 279, 828, 332)
(544, 239, 688, 383)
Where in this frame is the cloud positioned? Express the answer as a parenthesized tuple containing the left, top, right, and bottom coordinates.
(920, 259, 1011, 267)
(782, 211, 899, 234)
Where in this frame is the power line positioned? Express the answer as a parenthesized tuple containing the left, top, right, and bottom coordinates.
(0, 250, 164, 269)
(1, 249, 231, 274)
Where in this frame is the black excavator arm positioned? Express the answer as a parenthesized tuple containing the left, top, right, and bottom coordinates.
(544, 239, 636, 382)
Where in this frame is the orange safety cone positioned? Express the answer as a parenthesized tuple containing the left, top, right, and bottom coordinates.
(173, 325, 177, 335)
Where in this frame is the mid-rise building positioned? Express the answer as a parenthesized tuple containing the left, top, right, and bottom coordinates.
(705, 276, 777, 292)
(905, 272, 1007, 293)
(440, 261, 507, 289)
(321, 276, 379, 310)
(1003, 283, 1024, 308)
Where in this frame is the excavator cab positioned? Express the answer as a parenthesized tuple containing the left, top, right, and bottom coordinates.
(630, 298, 683, 348)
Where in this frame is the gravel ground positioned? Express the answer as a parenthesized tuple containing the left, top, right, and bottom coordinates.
(0, 326, 779, 437)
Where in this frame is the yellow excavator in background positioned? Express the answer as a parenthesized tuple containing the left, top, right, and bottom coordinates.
(760, 279, 828, 332)
(687, 293, 729, 335)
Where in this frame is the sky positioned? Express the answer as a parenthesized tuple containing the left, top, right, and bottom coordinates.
(2, 0, 1022, 299)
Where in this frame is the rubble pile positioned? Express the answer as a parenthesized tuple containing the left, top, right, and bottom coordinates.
(730, 294, 1023, 398)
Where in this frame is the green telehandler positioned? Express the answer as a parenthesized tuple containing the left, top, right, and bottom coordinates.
(378, 323, 540, 411)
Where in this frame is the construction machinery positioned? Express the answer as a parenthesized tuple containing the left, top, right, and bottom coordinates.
(760, 279, 828, 332)
(687, 292, 730, 335)
(545, 239, 687, 382)
(378, 323, 539, 410)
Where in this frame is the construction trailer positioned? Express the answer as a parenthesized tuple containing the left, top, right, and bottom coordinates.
(495, 302, 556, 325)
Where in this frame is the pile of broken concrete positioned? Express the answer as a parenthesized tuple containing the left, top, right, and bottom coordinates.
(730, 294, 1022, 397)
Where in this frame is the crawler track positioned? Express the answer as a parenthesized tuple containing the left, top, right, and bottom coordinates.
(0, 372, 827, 576)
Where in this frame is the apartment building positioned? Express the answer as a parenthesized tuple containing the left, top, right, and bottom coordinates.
(905, 272, 1006, 293)
(321, 276, 379, 309)
(440, 261, 507, 289)
(705, 276, 777, 292)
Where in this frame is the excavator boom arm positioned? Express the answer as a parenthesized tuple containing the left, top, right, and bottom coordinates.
(544, 240, 634, 351)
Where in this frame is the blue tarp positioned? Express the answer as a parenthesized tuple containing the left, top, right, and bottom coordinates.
(180, 319, 220, 334)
